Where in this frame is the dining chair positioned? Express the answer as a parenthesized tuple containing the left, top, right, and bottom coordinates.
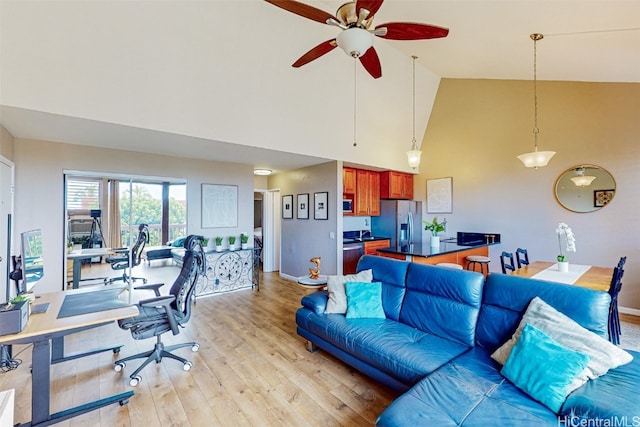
(516, 248, 530, 269)
(500, 251, 516, 274)
(607, 266, 625, 345)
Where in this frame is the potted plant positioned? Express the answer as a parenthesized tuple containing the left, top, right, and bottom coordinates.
(240, 233, 249, 249)
(556, 223, 576, 273)
(202, 237, 209, 249)
(228, 235, 237, 251)
(66, 240, 73, 253)
(215, 236, 223, 251)
(423, 217, 447, 247)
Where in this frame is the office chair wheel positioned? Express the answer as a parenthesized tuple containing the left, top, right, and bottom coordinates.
(119, 398, 129, 406)
(114, 361, 125, 372)
(183, 361, 193, 371)
(192, 344, 199, 352)
(129, 375, 141, 387)
(143, 278, 148, 284)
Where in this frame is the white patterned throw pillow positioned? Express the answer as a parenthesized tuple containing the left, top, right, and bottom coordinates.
(325, 269, 373, 314)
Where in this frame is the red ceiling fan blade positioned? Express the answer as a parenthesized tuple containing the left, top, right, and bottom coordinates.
(376, 22, 449, 40)
(264, 0, 336, 25)
(359, 47, 382, 79)
(356, 0, 384, 18)
(292, 39, 338, 68)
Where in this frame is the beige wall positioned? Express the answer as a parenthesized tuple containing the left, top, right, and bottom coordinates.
(13, 138, 255, 294)
(418, 79, 640, 311)
(0, 124, 14, 161)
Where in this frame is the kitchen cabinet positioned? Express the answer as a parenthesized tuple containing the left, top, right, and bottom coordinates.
(343, 167, 356, 194)
(380, 171, 414, 200)
(364, 239, 390, 255)
(355, 170, 380, 216)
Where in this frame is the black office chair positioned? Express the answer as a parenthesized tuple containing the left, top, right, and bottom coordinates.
(617, 256, 627, 271)
(106, 224, 149, 285)
(114, 235, 206, 386)
(607, 265, 625, 345)
(516, 248, 530, 269)
(500, 251, 516, 274)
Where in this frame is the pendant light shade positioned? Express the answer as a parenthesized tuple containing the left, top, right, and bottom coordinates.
(406, 55, 422, 169)
(518, 33, 556, 168)
(336, 28, 374, 58)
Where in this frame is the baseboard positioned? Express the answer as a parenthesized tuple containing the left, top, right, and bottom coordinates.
(619, 306, 640, 317)
(279, 272, 297, 282)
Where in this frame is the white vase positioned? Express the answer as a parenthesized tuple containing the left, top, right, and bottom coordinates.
(558, 261, 569, 273)
(430, 235, 440, 247)
(215, 245, 223, 252)
(241, 243, 248, 250)
(229, 243, 236, 251)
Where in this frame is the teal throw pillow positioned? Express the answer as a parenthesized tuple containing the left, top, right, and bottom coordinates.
(345, 282, 385, 319)
(501, 323, 591, 413)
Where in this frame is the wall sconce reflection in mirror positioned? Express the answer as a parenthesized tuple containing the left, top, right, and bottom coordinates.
(555, 164, 616, 213)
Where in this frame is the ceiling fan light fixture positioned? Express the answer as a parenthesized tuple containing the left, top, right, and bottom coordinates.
(336, 27, 374, 57)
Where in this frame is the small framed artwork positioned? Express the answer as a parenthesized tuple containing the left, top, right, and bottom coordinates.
(594, 189, 615, 207)
(297, 193, 309, 219)
(314, 191, 328, 220)
(427, 177, 453, 214)
(282, 194, 293, 219)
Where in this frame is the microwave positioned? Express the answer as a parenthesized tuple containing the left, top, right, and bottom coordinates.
(342, 199, 353, 213)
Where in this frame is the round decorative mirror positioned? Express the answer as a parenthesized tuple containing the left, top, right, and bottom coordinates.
(554, 165, 616, 213)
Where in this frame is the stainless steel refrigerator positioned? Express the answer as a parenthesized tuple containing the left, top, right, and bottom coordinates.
(371, 200, 422, 248)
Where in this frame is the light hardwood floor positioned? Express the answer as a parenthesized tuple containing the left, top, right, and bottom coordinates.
(0, 261, 398, 426)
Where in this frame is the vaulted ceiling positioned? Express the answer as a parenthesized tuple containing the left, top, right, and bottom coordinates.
(1, 1, 638, 173)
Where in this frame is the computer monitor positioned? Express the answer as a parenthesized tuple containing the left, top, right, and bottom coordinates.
(20, 229, 44, 294)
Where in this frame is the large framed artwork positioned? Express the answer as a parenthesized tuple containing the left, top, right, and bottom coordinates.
(314, 192, 328, 220)
(201, 184, 238, 228)
(297, 193, 309, 219)
(426, 177, 453, 214)
(282, 194, 293, 219)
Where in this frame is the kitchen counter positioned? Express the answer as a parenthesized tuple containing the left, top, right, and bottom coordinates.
(377, 240, 500, 273)
(342, 236, 390, 244)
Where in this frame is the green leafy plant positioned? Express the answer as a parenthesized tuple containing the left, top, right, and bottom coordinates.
(228, 236, 236, 245)
(240, 234, 249, 244)
(10, 295, 29, 303)
(215, 236, 223, 245)
(423, 217, 447, 237)
(202, 237, 209, 246)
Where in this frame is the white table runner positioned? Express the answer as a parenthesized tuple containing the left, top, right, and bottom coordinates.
(531, 263, 591, 285)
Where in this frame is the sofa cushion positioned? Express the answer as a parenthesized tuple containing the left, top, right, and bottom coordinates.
(357, 255, 409, 321)
(296, 307, 470, 386)
(345, 282, 385, 319)
(476, 273, 610, 351)
(325, 269, 373, 314)
(492, 297, 633, 394)
(376, 347, 560, 426)
(399, 263, 484, 347)
(501, 323, 591, 413)
(561, 349, 640, 422)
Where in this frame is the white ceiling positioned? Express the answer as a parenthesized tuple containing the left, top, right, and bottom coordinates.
(1, 0, 639, 173)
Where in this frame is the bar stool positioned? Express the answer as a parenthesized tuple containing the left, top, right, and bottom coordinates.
(466, 255, 491, 275)
(436, 262, 463, 270)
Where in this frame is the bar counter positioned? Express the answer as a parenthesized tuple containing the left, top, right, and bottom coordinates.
(377, 240, 499, 271)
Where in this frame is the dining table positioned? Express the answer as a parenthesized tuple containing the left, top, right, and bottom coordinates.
(510, 261, 613, 292)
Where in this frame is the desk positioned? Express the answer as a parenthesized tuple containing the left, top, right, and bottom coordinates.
(0, 287, 139, 426)
(510, 261, 613, 292)
(67, 248, 113, 289)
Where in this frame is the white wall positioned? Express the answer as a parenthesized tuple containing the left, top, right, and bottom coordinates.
(13, 138, 255, 294)
(0, 1, 440, 173)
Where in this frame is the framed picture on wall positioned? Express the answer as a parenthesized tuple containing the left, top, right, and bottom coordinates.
(426, 177, 453, 214)
(594, 189, 615, 207)
(201, 184, 238, 228)
(282, 194, 293, 219)
(297, 193, 309, 219)
(314, 192, 328, 220)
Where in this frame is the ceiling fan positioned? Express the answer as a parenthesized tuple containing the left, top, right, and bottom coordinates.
(264, 0, 449, 79)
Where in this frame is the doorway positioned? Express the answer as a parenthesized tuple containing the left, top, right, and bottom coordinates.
(254, 189, 280, 273)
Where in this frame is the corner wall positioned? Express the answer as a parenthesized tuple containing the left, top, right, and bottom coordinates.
(419, 79, 640, 310)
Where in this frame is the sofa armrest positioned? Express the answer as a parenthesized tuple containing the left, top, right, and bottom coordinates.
(301, 291, 328, 315)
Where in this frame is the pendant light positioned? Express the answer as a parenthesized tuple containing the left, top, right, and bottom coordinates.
(570, 167, 596, 187)
(517, 34, 556, 168)
(406, 55, 422, 168)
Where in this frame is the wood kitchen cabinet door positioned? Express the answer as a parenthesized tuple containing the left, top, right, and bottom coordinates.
(364, 239, 390, 255)
(355, 170, 380, 216)
(380, 171, 414, 200)
(343, 167, 356, 194)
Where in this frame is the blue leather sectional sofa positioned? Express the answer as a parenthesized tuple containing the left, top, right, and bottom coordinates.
(295, 255, 640, 426)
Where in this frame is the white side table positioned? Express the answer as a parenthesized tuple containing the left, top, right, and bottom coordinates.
(297, 275, 328, 290)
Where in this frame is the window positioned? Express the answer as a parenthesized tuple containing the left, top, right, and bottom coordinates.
(66, 179, 101, 214)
